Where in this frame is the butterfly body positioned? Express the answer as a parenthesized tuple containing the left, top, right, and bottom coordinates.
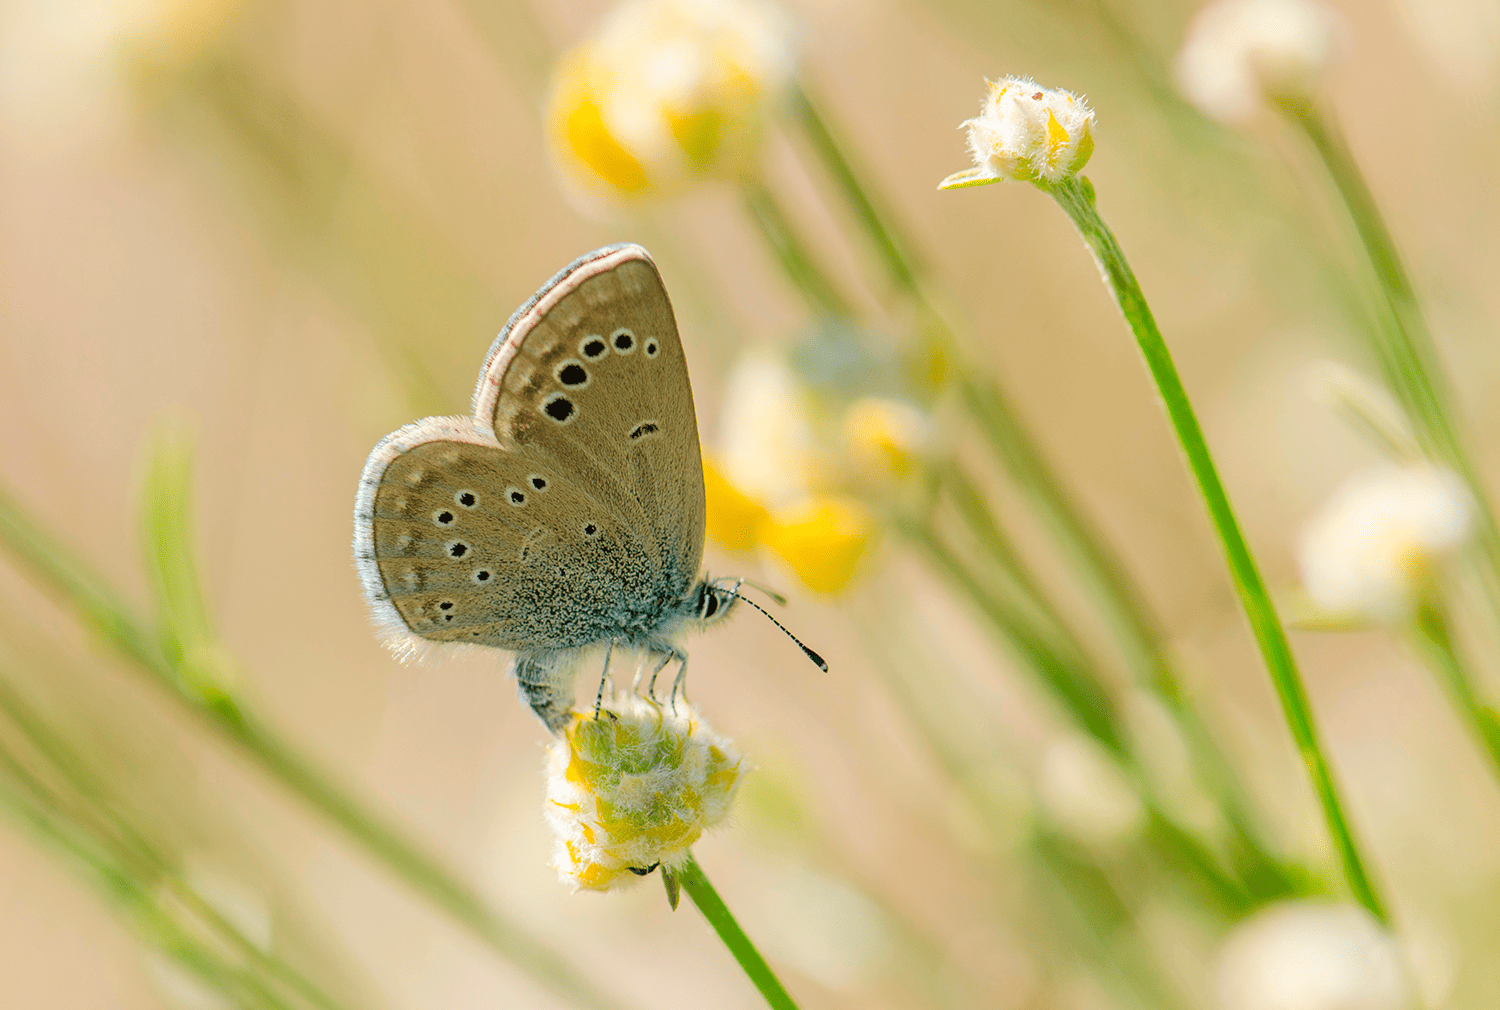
(353, 245, 734, 731)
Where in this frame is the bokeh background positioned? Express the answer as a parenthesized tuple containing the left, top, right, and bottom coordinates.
(1, 0, 1499, 1007)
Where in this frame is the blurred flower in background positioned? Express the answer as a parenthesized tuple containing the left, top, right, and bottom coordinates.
(1174, 0, 1345, 123)
(545, 695, 747, 891)
(703, 352, 937, 595)
(0, 0, 241, 136)
(1214, 901, 1412, 1010)
(1035, 733, 1144, 849)
(544, 0, 794, 207)
(1298, 465, 1474, 623)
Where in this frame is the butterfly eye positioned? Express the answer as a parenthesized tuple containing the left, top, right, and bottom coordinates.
(611, 328, 636, 354)
(700, 592, 720, 619)
(542, 392, 576, 424)
(580, 336, 608, 360)
(455, 491, 478, 508)
(555, 360, 589, 388)
(644, 339, 659, 358)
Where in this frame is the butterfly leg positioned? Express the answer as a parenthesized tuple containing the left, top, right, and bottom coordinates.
(592, 640, 616, 721)
(645, 650, 674, 701)
(669, 651, 690, 715)
(512, 650, 578, 734)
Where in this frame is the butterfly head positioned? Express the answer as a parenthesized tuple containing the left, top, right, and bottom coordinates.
(689, 577, 828, 672)
(692, 577, 743, 627)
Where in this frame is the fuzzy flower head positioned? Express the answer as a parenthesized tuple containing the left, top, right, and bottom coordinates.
(1175, 0, 1345, 123)
(1299, 465, 1474, 623)
(545, 0, 793, 206)
(1215, 901, 1412, 1010)
(940, 77, 1095, 190)
(545, 695, 748, 891)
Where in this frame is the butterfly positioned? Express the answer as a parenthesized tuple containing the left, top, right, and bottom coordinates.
(353, 244, 790, 732)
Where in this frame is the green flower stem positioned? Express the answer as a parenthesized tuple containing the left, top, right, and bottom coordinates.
(678, 853, 801, 1010)
(0, 481, 630, 1010)
(792, 86, 1289, 888)
(1046, 173, 1388, 923)
(741, 177, 855, 318)
(1282, 98, 1500, 630)
(1412, 601, 1500, 784)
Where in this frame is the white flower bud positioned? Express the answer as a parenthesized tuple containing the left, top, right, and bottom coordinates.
(1175, 0, 1345, 123)
(1215, 901, 1412, 1010)
(939, 77, 1096, 189)
(1298, 464, 1474, 623)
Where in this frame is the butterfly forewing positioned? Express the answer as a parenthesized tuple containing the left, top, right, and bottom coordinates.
(355, 245, 707, 660)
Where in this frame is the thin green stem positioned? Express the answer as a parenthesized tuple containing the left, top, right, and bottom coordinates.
(741, 177, 854, 318)
(792, 86, 1274, 838)
(1412, 601, 1500, 785)
(1047, 173, 1388, 923)
(789, 83, 920, 298)
(1283, 98, 1500, 634)
(0, 480, 629, 1010)
(677, 853, 800, 1010)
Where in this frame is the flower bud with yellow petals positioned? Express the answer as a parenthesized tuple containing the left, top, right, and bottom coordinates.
(545, 696, 748, 891)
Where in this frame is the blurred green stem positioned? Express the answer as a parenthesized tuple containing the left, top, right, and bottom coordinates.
(678, 853, 801, 1010)
(1411, 601, 1500, 784)
(1281, 98, 1500, 631)
(1046, 172, 1388, 923)
(0, 476, 630, 1010)
(741, 177, 854, 318)
(0, 668, 349, 1010)
(858, 620, 1192, 1010)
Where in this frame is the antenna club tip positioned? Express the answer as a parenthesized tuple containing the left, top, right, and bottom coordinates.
(802, 646, 828, 671)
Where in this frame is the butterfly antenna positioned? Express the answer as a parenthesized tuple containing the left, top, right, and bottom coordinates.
(737, 578, 788, 607)
(724, 589, 828, 671)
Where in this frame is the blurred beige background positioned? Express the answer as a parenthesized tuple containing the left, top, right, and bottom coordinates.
(1, 0, 1499, 1006)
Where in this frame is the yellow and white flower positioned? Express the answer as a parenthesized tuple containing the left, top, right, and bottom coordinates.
(545, 696, 748, 891)
(704, 355, 883, 595)
(1298, 464, 1474, 623)
(545, 0, 794, 205)
(1174, 0, 1345, 123)
(939, 76, 1096, 189)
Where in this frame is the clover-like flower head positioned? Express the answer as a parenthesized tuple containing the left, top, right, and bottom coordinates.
(545, 696, 748, 891)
